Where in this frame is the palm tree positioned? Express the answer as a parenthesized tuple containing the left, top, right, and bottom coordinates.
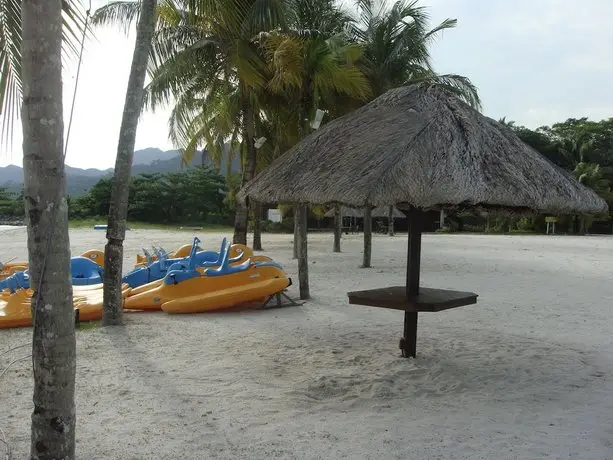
(0, 0, 88, 143)
(260, 29, 371, 296)
(573, 162, 612, 234)
(93, 0, 158, 325)
(21, 0, 76, 457)
(342, 0, 480, 265)
(348, 0, 481, 107)
(94, 0, 294, 246)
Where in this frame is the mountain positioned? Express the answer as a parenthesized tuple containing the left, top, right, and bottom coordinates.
(0, 147, 241, 197)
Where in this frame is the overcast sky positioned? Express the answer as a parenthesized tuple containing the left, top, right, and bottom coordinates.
(1, 0, 611, 169)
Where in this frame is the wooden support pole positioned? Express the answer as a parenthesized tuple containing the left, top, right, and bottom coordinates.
(333, 204, 341, 252)
(297, 203, 310, 300)
(401, 207, 423, 358)
(387, 205, 395, 236)
(292, 203, 299, 259)
(362, 204, 372, 268)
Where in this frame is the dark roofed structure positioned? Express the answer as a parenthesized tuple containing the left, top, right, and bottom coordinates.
(240, 84, 608, 358)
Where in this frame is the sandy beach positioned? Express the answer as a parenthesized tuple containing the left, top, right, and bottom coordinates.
(1, 227, 612, 459)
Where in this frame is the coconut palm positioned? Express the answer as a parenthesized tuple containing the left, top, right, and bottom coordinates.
(94, 0, 294, 245)
(258, 29, 371, 292)
(348, 0, 480, 107)
(573, 162, 612, 233)
(0, 0, 88, 144)
(21, 0, 77, 457)
(99, 0, 158, 326)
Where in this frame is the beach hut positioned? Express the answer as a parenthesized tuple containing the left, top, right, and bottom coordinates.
(239, 85, 607, 357)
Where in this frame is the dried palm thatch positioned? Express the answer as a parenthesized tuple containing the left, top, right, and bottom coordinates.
(323, 205, 363, 218)
(240, 85, 607, 214)
(323, 205, 405, 218)
(371, 206, 406, 218)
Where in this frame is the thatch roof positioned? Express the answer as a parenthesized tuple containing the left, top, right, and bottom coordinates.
(322, 205, 406, 218)
(323, 205, 363, 218)
(371, 205, 406, 218)
(240, 85, 607, 214)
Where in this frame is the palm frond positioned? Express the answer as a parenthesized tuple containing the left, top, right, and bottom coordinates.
(406, 70, 481, 110)
(91, 1, 141, 33)
(0, 0, 89, 148)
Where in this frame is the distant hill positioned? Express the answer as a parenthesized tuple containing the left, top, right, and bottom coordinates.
(0, 147, 241, 197)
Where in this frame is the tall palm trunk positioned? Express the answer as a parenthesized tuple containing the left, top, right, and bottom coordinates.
(233, 93, 256, 245)
(22, 1, 76, 457)
(294, 82, 312, 297)
(103, 0, 157, 325)
(252, 200, 263, 250)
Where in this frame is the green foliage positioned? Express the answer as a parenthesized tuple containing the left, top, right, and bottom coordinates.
(70, 166, 229, 224)
(0, 187, 23, 217)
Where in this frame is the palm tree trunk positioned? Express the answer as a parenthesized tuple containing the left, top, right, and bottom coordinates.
(252, 200, 263, 250)
(103, 0, 157, 326)
(362, 205, 372, 268)
(297, 203, 310, 299)
(294, 83, 312, 292)
(22, 1, 76, 457)
(387, 205, 395, 236)
(233, 94, 257, 245)
(333, 204, 341, 252)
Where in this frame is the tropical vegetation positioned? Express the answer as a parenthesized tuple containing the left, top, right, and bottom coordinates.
(90, 0, 482, 247)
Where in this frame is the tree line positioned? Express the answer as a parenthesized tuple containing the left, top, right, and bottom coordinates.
(1, 166, 230, 225)
(484, 117, 613, 234)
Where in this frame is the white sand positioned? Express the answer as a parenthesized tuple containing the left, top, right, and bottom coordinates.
(1, 228, 613, 459)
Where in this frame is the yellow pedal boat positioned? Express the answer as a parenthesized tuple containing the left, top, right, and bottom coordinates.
(0, 283, 131, 329)
(124, 240, 290, 314)
(0, 249, 105, 281)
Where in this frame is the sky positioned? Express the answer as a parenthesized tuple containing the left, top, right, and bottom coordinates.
(1, 0, 612, 169)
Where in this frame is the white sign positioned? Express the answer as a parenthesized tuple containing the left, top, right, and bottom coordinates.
(268, 209, 281, 223)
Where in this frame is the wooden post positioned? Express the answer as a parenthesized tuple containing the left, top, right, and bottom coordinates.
(362, 204, 372, 268)
(297, 203, 310, 299)
(292, 203, 299, 259)
(387, 205, 395, 236)
(402, 207, 423, 358)
(333, 204, 341, 252)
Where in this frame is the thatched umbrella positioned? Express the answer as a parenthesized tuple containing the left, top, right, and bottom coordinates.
(239, 85, 607, 357)
(371, 206, 405, 219)
(323, 205, 363, 218)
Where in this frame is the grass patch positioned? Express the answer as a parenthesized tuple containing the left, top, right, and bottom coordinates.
(69, 218, 232, 232)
